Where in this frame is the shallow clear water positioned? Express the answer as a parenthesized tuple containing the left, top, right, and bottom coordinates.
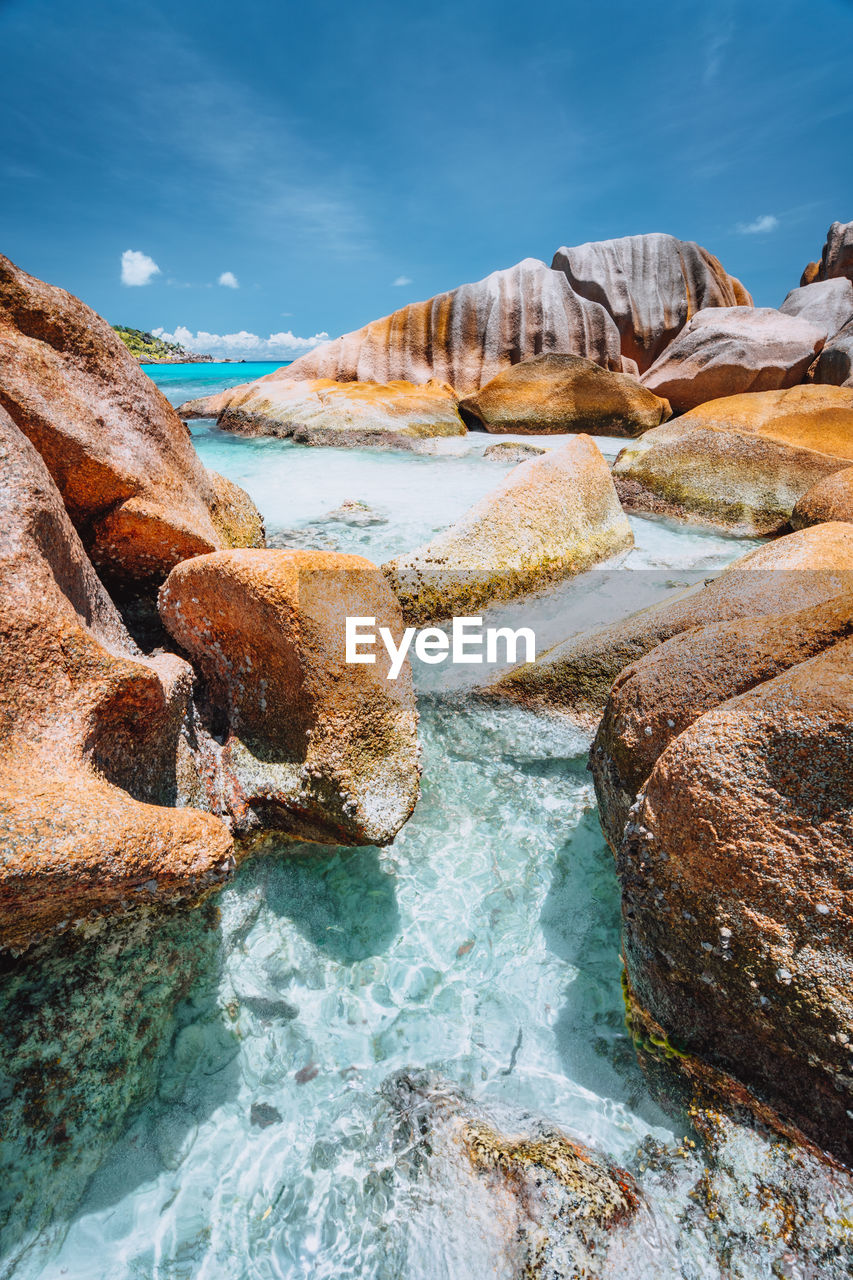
(2, 364, 848, 1280)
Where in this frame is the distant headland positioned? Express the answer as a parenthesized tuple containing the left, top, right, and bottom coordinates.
(112, 324, 214, 363)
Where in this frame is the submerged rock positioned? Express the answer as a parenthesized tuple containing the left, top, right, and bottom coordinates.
(640, 307, 827, 412)
(0, 407, 233, 954)
(383, 435, 633, 624)
(158, 549, 420, 846)
(382, 1070, 653, 1279)
(279, 258, 629, 394)
(800, 218, 853, 286)
(613, 385, 853, 534)
(459, 353, 671, 436)
(0, 252, 263, 589)
(618, 638, 853, 1164)
(180, 376, 467, 450)
(591, 592, 853, 850)
(489, 523, 853, 718)
(482, 440, 547, 462)
(551, 231, 752, 373)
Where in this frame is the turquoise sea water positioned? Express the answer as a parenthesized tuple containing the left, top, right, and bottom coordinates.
(1, 364, 848, 1280)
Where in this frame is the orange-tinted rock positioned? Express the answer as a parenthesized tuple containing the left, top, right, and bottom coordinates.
(792, 464, 853, 528)
(810, 317, 853, 388)
(618, 639, 853, 1163)
(800, 219, 853, 285)
(640, 307, 827, 412)
(490, 523, 853, 716)
(281, 259, 628, 395)
(180, 376, 466, 450)
(591, 593, 853, 850)
(0, 407, 234, 954)
(0, 253, 263, 588)
(458, 353, 671, 436)
(613, 385, 853, 534)
(551, 233, 752, 373)
(382, 435, 633, 624)
(158, 549, 420, 846)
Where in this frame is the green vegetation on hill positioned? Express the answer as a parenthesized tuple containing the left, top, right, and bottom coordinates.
(112, 326, 211, 362)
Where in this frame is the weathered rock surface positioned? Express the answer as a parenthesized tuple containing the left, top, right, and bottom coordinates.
(180, 376, 466, 450)
(551, 233, 752, 373)
(458, 353, 671, 436)
(383, 436, 633, 624)
(0, 407, 234, 954)
(613, 385, 853, 534)
(489, 523, 853, 717)
(382, 1071, 651, 1279)
(592, 593, 853, 851)
(810, 317, 853, 387)
(792, 464, 853, 528)
(0, 252, 263, 588)
(800, 219, 853, 286)
(780, 277, 853, 334)
(618, 639, 853, 1163)
(482, 440, 547, 462)
(639, 307, 827, 412)
(158, 549, 420, 845)
(281, 259, 629, 394)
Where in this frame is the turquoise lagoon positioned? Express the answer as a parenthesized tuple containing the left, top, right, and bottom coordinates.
(1, 365, 849, 1280)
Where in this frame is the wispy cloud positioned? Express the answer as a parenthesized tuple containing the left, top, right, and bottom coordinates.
(703, 5, 736, 85)
(121, 249, 160, 286)
(392, 275, 413, 287)
(218, 270, 239, 288)
(152, 325, 329, 359)
(736, 214, 780, 235)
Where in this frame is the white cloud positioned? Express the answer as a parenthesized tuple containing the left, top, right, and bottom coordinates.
(121, 249, 161, 286)
(736, 214, 780, 235)
(152, 325, 330, 359)
(392, 275, 413, 287)
(218, 270, 239, 288)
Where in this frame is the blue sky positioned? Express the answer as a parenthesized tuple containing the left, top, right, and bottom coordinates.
(1, 0, 852, 357)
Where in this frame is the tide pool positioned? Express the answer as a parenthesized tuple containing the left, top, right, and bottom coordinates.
(0, 364, 845, 1280)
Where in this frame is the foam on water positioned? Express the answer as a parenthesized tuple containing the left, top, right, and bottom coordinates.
(1, 364, 848, 1280)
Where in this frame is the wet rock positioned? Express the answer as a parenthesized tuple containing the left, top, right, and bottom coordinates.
(382, 1070, 654, 1279)
(618, 639, 853, 1164)
(158, 548, 420, 846)
(0, 901, 224, 1266)
(250, 1102, 282, 1128)
(613, 385, 853, 534)
(277, 258, 630, 394)
(551, 231, 752, 373)
(591, 592, 853, 850)
(640, 308, 827, 412)
(792, 463, 853, 528)
(180, 377, 466, 451)
(800, 219, 853, 286)
(382, 435, 633, 624)
(0, 252, 263, 589)
(459, 353, 671, 436)
(324, 499, 389, 526)
(0, 407, 234, 954)
(482, 440, 547, 462)
(489, 522, 853, 718)
(779, 277, 853, 334)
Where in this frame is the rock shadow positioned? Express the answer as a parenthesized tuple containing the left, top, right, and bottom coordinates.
(256, 841, 401, 965)
(539, 806, 676, 1133)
